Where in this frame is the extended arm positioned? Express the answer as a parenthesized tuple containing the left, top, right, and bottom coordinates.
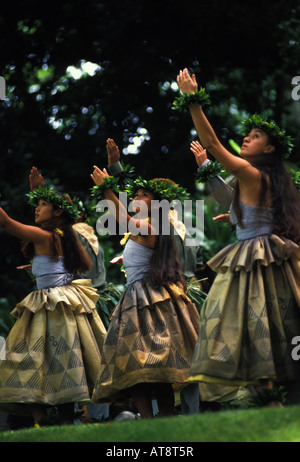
(0, 207, 50, 244)
(90, 166, 152, 236)
(177, 69, 260, 184)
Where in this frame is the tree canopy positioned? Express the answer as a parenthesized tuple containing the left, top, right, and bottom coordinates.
(1, 0, 300, 301)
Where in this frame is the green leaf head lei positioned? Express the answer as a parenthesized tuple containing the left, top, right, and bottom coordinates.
(27, 186, 80, 223)
(241, 114, 294, 158)
(126, 177, 190, 204)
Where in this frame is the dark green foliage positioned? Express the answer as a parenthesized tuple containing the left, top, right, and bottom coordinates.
(0, 0, 300, 303)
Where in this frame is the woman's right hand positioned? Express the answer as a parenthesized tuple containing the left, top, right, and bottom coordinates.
(177, 68, 198, 94)
(190, 141, 207, 167)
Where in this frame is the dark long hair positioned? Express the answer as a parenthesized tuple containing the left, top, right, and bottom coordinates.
(22, 194, 92, 274)
(147, 202, 187, 291)
(232, 137, 300, 244)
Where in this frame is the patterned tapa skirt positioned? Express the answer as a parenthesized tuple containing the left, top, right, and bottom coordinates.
(0, 280, 106, 413)
(92, 278, 200, 403)
(188, 234, 300, 387)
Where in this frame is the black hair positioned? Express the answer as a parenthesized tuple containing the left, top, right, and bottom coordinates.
(22, 193, 92, 274)
(147, 203, 187, 290)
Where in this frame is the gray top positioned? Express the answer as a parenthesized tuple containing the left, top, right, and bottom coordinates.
(123, 239, 154, 285)
(229, 202, 274, 240)
(32, 254, 74, 290)
(198, 159, 274, 240)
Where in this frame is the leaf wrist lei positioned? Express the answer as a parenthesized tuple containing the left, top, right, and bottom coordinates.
(27, 186, 80, 223)
(90, 175, 120, 201)
(241, 114, 294, 158)
(172, 88, 211, 112)
(195, 160, 224, 183)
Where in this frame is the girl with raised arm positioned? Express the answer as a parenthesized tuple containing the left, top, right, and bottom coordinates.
(176, 68, 300, 406)
(90, 139, 200, 418)
(0, 187, 106, 426)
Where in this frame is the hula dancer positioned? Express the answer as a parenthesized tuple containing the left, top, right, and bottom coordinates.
(0, 187, 106, 425)
(90, 144, 200, 418)
(175, 68, 300, 406)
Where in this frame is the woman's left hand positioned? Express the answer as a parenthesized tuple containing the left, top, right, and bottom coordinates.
(17, 264, 32, 272)
(213, 213, 230, 224)
(29, 167, 45, 191)
(190, 141, 207, 167)
(91, 166, 109, 185)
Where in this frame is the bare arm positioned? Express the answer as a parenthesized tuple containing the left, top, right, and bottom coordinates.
(90, 166, 153, 236)
(177, 69, 261, 184)
(0, 208, 51, 244)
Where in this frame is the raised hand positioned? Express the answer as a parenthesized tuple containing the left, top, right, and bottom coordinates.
(91, 165, 110, 186)
(29, 167, 45, 191)
(106, 138, 120, 166)
(177, 68, 198, 94)
(190, 141, 207, 167)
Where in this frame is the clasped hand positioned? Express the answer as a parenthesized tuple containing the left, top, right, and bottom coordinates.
(177, 68, 198, 94)
(190, 141, 207, 167)
(91, 138, 120, 185)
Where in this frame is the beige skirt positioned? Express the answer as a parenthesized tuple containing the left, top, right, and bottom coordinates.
(188, 234, 300, 386)
(92, 278, 200, 403)
(0, 280, 106, 412)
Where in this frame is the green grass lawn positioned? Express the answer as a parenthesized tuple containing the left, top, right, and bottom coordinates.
(1, 405, 300, 443)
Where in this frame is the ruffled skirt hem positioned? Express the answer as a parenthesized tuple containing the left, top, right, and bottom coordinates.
(92, 278, 200, 403)
(0, 280, 106, 413)
(189, 235, 300, 385)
